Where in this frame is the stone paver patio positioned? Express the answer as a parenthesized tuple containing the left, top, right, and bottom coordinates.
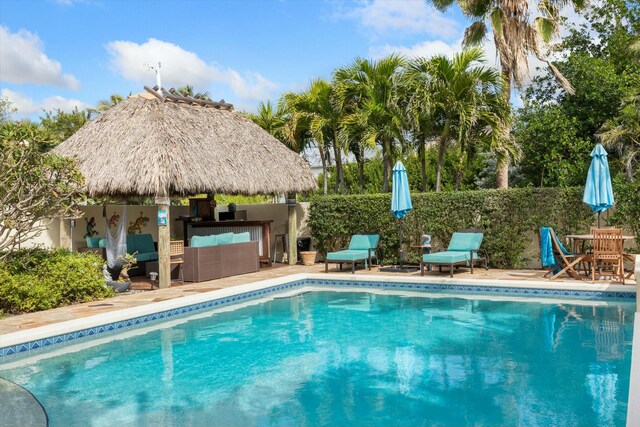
(0, 264, 635, 336)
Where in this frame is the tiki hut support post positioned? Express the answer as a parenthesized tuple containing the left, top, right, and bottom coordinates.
(287, 193, 297, 265)
(156, 196, 171, 289)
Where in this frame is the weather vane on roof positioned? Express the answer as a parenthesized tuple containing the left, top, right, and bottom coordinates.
(144, 61, 162, 91)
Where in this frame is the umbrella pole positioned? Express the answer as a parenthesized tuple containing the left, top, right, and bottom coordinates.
(597, 212, 601, 228)
(399, 217, 404, 269)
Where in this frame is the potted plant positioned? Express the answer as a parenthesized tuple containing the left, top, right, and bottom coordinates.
(103, 252, 138, 293)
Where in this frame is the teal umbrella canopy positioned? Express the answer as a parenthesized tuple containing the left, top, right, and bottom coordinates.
(391, 161, 412, 219)
(583, 144, 614, 214)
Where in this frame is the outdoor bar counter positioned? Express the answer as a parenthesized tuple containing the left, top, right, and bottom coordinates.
(177, 218, 272, 266)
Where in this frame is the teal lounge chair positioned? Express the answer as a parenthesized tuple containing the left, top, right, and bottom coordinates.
(325, 234, 380, 274)
(420, 229, 488, 277)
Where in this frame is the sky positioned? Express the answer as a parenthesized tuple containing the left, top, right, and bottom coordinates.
(1, 0, 535, 119)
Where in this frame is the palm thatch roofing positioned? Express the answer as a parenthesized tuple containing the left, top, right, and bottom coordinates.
(54, 92, 316, 197)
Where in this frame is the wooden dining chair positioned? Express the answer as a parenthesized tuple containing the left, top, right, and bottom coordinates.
(589, 228, 625, 284)
(170, 240, 184, 282)
(546, 228, 584, 280)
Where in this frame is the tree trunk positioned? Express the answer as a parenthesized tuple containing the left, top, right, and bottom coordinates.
(419, 139, 427, 192)
(455, 151, 465, 191)
(496, 70, 511, 189)
(319, 144, 328, 195)
(333, 132, 345, 194)
(435, 118, 450, 193)
(358, 145, 365, 194)
(382, 139, 392, 193)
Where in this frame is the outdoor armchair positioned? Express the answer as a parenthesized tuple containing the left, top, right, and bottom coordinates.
(325, 234, 380, 274)
(420, 229, 488, 277)
(540, 227, 584, 281)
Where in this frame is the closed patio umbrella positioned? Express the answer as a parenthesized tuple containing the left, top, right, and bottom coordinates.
(380, 161, 416, 272)
(583, 144, 614, 228)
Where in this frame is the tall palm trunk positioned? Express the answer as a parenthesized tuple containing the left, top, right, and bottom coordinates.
(332, 130, 345, 194)
(358, 145, 365, 194)
(435, 118, 451, 193)
(455, 151, 466, 191)
(495, 70, 511, 189)
(419, 138, 427, 192)
(318, 144, 328, 195)
(381, 139, 392, 193)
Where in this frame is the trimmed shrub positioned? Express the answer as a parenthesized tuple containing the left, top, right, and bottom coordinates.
(309, 187, 598, 269)
(0, 248, 114, 315)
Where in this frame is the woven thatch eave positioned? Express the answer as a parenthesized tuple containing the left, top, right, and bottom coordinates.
(54, 95, 316, 198)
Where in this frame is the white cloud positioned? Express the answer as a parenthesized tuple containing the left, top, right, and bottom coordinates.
(1, 89, 91, 116)
(0, 26, 80, 89)
(105, 38, 278, 101)
(337, 0, 460, 39)
(370, 39, 460, 59)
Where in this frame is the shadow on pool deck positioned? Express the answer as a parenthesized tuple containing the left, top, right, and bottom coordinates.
(0, 263, 635, 335)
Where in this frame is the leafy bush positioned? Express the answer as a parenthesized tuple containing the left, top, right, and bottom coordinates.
(0, 248, 114, 315)
(309, 187, 600, 268)
(610, 177, 640, 251)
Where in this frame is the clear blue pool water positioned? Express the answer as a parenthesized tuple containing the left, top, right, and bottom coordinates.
(1, 291, 635, 427)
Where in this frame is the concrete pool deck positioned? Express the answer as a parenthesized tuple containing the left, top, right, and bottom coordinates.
(0, 263, 636, 336)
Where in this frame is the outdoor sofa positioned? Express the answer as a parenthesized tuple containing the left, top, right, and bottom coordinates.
(82, 233, 158, 275)
(420, 229, 488, 277)
(325, 234, 380, 274)
(183, 232, 259, 282)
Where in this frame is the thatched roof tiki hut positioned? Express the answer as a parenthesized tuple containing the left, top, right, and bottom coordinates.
(55, 87, 316, 289)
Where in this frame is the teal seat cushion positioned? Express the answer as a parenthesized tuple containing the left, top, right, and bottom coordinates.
(215, 232, 234, 245)
(191, 235, 218, 248)
(133, 252, 158, 262)
(348, 235, 373, 250)
(232, 232, 251, 244)
(326, 249, 370, 261)
(422, 251, 478, 264)
(127, 234, 155, 254)
(86, 236, 102, 248)
(98, 238, 107, 248)
(447, 232, 483, 252)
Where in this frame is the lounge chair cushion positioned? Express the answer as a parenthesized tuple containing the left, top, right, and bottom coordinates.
(447, 232, 483, 252)
(191, 235, 218, 248)
(348, 235, 373, 250)
(98, 238, 107, 248)
(422, 251, 479, 264)
(232, 232, 251, 244)
(365, 234, 380, 250)
(326, 249, 370, 261)
(133, 252, 158, 262)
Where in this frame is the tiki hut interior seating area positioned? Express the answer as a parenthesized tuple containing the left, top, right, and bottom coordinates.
(324, 234, 380, 274)
(420, 230, 488, 277)
(183, 232, 259, 282)
(81, 233, 158, 274)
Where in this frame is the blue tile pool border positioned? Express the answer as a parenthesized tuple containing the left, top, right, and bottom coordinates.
(1, 277, 635, 363)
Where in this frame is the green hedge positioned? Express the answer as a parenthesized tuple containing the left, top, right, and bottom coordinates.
(309, 187, 599, 269)
(0, 248, 114, 315)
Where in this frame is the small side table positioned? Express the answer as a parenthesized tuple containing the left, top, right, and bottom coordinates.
(412, 245, 432, 271)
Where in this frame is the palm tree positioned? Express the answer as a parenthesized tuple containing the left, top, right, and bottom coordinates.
(334, 54, 407, 193)
(598, 90, 640, 180)
(281, 80, 343, 194)
(89, 94, 124, 117)
(177, 85, 212, 101)
(405, 48, 513, 192)
(429, 0, 585, 188)
(247, 101, 289, 146)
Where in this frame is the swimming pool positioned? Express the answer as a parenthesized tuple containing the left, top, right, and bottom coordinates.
(0, 288, 634, 427)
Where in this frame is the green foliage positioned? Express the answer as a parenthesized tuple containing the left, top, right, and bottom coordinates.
(0, 249, 114, 315)
(609, 177, 640, 249)
(309, 188, 595, 268)
(40, 107, 91, 146)
(0, 136, 84, 257)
